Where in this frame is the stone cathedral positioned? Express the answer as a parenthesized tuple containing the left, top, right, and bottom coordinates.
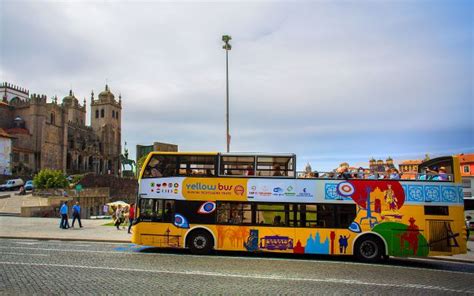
(0, 82, 122, 175)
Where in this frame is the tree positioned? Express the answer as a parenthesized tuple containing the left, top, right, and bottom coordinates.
(33, 169, 69, 189)
(136, 155, 148, 176)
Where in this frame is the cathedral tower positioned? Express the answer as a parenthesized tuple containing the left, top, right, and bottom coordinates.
(90, 84, 122, 174)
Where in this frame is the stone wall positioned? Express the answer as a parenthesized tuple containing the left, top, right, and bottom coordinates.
(78, 174, 138, 203)
(32, 187, 110, 218)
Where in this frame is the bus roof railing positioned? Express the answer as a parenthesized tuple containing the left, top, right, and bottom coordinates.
(296, 171, 453, 181)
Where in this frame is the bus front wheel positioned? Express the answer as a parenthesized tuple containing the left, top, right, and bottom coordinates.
(354, 235, 385, 263)
(187, 230, 213, 255)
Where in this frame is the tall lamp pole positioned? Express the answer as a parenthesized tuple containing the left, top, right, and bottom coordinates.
(222, 35, 232, 153)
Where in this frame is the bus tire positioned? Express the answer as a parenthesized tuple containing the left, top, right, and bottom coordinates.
(187, 229, 214, 255)
(354, 235, 385, 263)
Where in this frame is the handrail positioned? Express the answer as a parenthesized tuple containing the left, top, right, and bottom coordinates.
(296, 171, 453, 181)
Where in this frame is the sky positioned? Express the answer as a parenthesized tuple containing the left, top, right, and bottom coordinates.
(1, 0, 473, 171)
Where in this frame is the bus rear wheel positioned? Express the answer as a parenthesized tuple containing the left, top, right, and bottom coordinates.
(187, 230, 213, 255)
(354, 236, 384, 263)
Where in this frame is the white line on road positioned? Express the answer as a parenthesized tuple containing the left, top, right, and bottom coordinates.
(1, 252, 49, 257)
(0, 261, 471, 294)
(0, 245, 472, 276)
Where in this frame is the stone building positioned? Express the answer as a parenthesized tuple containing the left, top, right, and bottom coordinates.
(0, 82, 122, 175)
(368, 157, 396, 173)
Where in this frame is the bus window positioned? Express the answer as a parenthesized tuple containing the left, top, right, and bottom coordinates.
(178, 155, 216, 176)
(256, 156, 294, 177)
(163, 201, 174, 222)
(216, 202, 252, 224)
(143, 155, 178, 178)
(220, 156, 255, 176)
(256, 204, 286, 226)
(139, 199, 162, 222)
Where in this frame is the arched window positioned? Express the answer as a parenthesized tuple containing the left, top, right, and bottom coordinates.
(50, 113, 55, 124)
(112, 110, 115, 118)
(95, 110, 99, 118)
(116, 111, 119, 119)
(101, 109, 104, 118)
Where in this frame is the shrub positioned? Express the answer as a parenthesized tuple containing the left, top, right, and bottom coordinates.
(33, 169, 69, 189)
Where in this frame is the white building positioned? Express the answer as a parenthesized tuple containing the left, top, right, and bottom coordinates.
(0, 127, 13, 175)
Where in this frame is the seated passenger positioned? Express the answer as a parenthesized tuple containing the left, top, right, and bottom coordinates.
(273, 215, 283, 226)
(245, 165, 255, 176)
(367, 170, 377, 180)
(389, 169, 400, 180)
(428, 166, 448, 181)
(273, 165, 282, 176)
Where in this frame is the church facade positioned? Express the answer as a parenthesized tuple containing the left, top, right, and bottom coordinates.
(0, 82, 122, 175)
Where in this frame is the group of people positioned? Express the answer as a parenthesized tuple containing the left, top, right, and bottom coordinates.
(301, 164, 449, 181)
(59, 201, 82, 229)
(112, 203, 135, 234)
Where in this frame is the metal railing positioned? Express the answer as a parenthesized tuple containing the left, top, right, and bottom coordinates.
(296, 171, 453, 181)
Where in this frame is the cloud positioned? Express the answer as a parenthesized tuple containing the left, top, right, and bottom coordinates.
(1, 1, 472, 170)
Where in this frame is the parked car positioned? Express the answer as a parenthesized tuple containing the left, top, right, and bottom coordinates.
(0, 179, 25, 191)
(24, 180, 34, 191)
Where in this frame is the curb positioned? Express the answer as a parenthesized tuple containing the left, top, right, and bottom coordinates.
(0, 236, 129, 244)
(425, 256, 474, 264)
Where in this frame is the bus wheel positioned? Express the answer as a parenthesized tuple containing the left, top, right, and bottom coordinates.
(354, 235, 384, 263)
(187, 230, 213, 255)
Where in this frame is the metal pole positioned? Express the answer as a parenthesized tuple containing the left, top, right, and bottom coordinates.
(226, 48, 230, 153)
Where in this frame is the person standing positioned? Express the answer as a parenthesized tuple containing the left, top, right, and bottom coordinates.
(115, 205, 124, 230)
(71, 201, 82, 228)
(128, 203, 135, 234)
(60, 201, 69, 229)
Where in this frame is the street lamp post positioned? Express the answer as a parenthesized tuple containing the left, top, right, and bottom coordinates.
(222, 35, 232, 153)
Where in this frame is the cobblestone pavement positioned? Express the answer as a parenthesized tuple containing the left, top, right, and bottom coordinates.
(1, 239, 473, 295)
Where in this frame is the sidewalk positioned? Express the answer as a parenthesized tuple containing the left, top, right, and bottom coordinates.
(0, 216, 472, 263)
(0, 216, 130, 243)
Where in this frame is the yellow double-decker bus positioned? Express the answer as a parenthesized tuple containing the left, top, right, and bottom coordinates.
(131, 152, 467, 262)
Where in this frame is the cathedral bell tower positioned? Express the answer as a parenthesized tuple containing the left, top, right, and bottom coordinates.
(90, 84, 122, 174)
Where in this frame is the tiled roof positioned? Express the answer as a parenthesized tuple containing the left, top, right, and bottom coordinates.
(399, 160, 422, 165)
(458, 154, 474, 164)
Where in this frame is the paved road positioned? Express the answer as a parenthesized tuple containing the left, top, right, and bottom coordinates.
(1, 239, 473, 295)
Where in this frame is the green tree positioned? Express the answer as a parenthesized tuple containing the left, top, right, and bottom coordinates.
(137, 155, 148, 176)
(33, 169, 69, 189)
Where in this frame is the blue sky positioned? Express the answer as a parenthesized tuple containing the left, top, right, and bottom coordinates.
(1, 0, 472, 171)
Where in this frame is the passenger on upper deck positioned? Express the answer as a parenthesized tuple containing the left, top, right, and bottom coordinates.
(273, 164, 283, 176)
(389, 169, 401, 180)
(427, 166, 448, 181)
(245, 165, 255, 176)
(337, 166, 351, 180)
(147, 157, 163, 177)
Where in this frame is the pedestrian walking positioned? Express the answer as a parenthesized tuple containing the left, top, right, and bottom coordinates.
(71, 201, 82, 228)
(115, 205, 124, 230)
(128, 203, 135, 234)
(60, 201, 70, 229)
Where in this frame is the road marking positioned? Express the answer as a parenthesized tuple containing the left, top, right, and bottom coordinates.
(0, 261, 471, 293)
(13, 242, 40, 245)
(0, 245, 472, 276)
(1, 252, 49, 257)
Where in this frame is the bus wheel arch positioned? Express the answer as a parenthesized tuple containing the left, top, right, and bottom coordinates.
(353, 232, 387, 262)
(185, 227, 215, 255)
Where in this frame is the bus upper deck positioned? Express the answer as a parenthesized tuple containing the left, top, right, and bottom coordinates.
(140, 152, 459, 182)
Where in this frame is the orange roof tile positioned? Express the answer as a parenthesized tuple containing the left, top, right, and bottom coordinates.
(399, 160, 422, 165)
(458, 153, 474, 164)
